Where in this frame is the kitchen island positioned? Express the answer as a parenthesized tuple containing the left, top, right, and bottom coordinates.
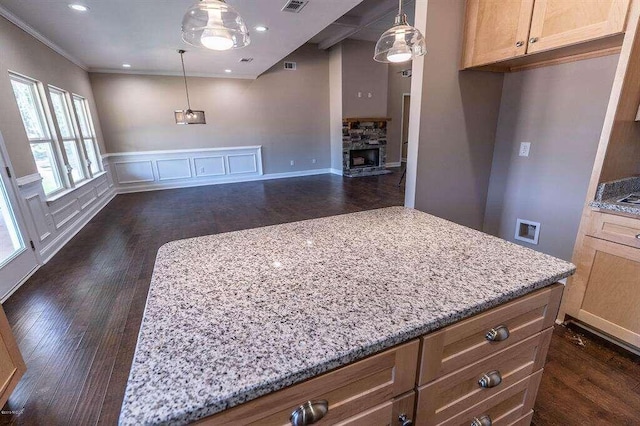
(120, 207, 574, 425)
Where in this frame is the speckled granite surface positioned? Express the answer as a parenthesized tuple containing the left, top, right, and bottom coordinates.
(591, 176, 640, 216)
(120, 207, 575, 425)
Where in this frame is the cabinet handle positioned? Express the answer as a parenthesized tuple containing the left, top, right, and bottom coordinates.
(290, 400, 328, 426)
(515, 41, 524, 47)
(485, 325, 510, 342)
(478, 370, 502, 388)
(399, 414, 413, 426)
(471, 415, 493, 426)
(635, 233, 640, 239)
(529, 37, 539, 43)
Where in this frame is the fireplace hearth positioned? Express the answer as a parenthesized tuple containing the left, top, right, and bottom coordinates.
(342, 118, 393, 177)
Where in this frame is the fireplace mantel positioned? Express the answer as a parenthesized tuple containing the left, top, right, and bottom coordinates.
(343, 117, 392, 123)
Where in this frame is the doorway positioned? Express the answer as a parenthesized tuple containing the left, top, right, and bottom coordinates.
(0, 132, 38, 301)
(400, 93, 411, 161)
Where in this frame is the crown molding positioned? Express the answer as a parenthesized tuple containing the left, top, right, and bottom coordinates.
(88, 68, 258, 80)
(0, 5, 88, 71)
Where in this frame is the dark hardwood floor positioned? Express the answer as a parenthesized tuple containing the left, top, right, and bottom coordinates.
(0, 171, 638, 425)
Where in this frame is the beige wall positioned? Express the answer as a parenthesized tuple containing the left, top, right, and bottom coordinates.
(90, 43, 330, 174)
(483, 55, 619, 261)
(386, 64, 411, 164)
(329, 44, 343, 171)
(0, 16, 105, 177)
(412, 0, 504, 229)
(341, 39, 389, 119)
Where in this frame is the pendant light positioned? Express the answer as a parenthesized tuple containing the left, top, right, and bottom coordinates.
(175, 50, 206, 125)
(182, 0, 250, 51)
(374, 0, 426, 63)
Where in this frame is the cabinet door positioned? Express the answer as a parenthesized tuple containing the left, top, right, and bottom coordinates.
(571, 236, 640, 347)
(0, 305, 25, 408)
(527, 0, 630, 54)
(462, 0, 535, 68)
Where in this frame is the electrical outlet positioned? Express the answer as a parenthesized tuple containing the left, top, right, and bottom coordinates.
(311, 158, 317, 164)
(519, 142, 531, 157)
(367, 92, 372, 98)
(290, 160, 295, 166)
(357, 92, 362, 98)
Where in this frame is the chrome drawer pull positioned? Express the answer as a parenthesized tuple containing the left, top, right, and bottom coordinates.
(485, 325, 510, 342)
(399, 414, 413, 426)
(635, 233, 640, 239)
(529, 37, 539, 43)
(478, 370, 502, 388)
(515, 41, 524, 47)
(290, 400, 328, 426)
(471, 415, 492, 426)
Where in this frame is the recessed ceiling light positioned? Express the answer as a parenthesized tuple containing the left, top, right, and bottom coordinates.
(224, 69, 232, 73)
(254, 25, 269, 32)
(122, 63, 132, 68)
(68, 4, 89, 12)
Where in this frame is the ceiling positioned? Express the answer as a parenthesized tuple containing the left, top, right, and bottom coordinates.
(0, 0, 364, 79)
(310, 0, 415, 49)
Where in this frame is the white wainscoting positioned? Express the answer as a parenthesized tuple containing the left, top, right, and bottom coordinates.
(103, 146, 338, 193)
(17, 168, 116, 265)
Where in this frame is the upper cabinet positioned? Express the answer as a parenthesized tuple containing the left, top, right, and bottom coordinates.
(462, 0, 631, 71)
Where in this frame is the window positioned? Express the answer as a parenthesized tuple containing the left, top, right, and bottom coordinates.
(10, 74, 64, 195)
(49, 87, 87, 184)
(72, 95, 101, 175)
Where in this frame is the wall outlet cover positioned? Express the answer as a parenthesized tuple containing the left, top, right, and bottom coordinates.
(519, 142, 531, 157)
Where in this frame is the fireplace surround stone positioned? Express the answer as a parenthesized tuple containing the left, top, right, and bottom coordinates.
(342, 118, 393, 177)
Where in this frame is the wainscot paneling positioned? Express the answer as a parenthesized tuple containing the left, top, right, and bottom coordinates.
(16, 169, 116, 265)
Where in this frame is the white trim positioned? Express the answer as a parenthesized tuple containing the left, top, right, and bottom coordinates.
(399, 92, 411, 165)
(386, 162, 402, 168)
(0, 6, 88, 71)
(40, 189, 115, 263)
(102, 145, 264, 158)
(16, 173, 42, 187)
(330, 168, 343, 176)
(0, 263, 39, 303)
(89, 68, 258, 80)
(115, 169, 334, 194)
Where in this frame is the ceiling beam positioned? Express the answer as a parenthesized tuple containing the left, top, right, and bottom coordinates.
(317, 0, 413, 50)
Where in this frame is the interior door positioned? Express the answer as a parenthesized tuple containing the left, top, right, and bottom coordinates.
(527, 0, 630, 54)
(0, 133, 38, 301)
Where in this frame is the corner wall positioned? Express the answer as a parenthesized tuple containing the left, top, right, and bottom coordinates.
(483, 55, 619, 261)
(329, 44, 343, 172)
(410, 0, 504, 229)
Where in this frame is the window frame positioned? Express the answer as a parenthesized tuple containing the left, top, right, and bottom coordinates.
(9, 72, 68, 196)
(48, 85, 89, 185)
(71, 94, 102, 176)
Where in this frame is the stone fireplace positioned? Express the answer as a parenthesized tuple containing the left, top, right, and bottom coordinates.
(342, 118, 392, 177)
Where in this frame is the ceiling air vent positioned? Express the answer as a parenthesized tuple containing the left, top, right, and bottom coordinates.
(239, 57, 254, 63)
(282, 0, 308, 13)
(284, 61, 297, 70)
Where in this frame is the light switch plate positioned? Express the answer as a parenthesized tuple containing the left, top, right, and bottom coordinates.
(519, 142, 531, 157)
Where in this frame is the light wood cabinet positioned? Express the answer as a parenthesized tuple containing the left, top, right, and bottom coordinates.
(564, 233, 640, 348)
(0, 305, 25, 408)
(462, 0, 631, 70)
(198, 285, 563, 425)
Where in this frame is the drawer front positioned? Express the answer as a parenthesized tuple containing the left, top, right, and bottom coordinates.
(198, 340, 419, 425)
(416, 370, 543, 426)
(587, 211, 640, 249)
(417, 329, 551, 425)
(419, 284, 562, 385)
(337, 391, 415, 426)
(509, 410, 533, 426)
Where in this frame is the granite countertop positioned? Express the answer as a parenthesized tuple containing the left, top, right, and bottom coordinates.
(591, 176, 640, 216)
(120, 207, 575, 425)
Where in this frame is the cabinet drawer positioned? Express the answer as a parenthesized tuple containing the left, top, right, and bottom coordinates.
(587, 211, 640, 249)
(416, 370, 543, 426)
(197, 340, 419, 425)
(509, 410, 533, 426)
(337, 391, 415, 426)
(419, 284, 562, 385)
(416, 330, 551, 425)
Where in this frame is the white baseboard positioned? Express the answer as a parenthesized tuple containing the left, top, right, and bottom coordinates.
(41, 189, 116, 263)
(116, 168, 334, 194)
(330, 168, 343, 176)
(0, 264, 40, 303)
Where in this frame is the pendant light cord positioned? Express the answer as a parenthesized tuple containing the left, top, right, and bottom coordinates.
(398, 0, 402, 15)
(179, 50, 192, 110)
